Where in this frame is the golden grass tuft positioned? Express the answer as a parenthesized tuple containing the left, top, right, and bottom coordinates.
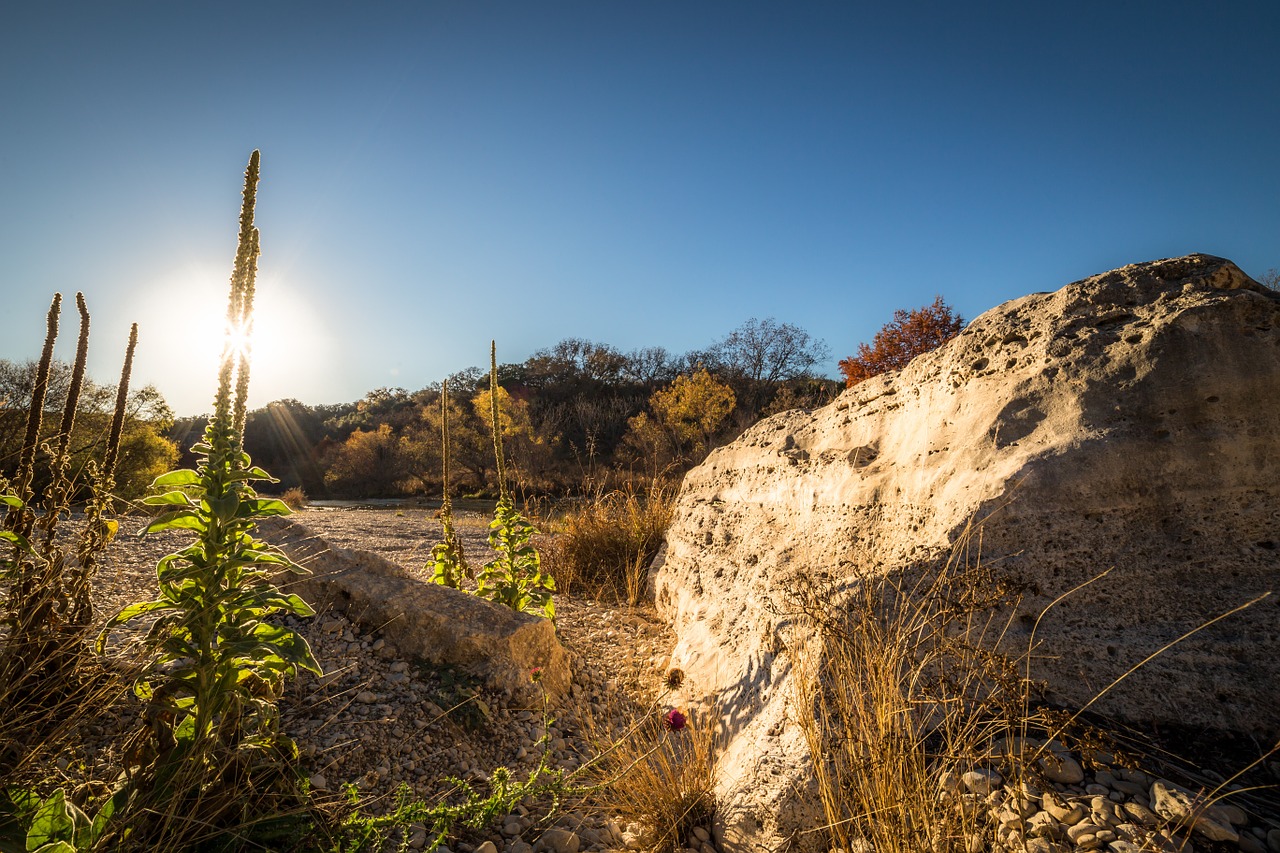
(280, 486, 308, 509)
(539, 481, 675, 604)
(575, 697, 720, 853)
(789, 523, 1038, 853)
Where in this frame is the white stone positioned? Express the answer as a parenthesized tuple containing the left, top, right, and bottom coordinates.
(539, 828, 580, 853)
(1040, 753, 1085, 785)
(1024, 840, 1066, 853)
(962, 768, 1003, 795)
(1150, 782, 1237, 844)
(1025, 812, 1060, 839)
(652, 255, 1280, 853)
(1068, 822, 1106, 843)
(1240, 835, 1266, 853)
(1216, 802, 1247, 826)
(1042, 793, 1085, 825)
(1107, 842, 1143, 853)
(261, 516, 572, 702)
(1120, 802, 1159, 826)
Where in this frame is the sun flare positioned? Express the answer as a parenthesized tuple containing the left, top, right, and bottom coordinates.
(222, 320, 254, 365)
(134, 267, 329, 414)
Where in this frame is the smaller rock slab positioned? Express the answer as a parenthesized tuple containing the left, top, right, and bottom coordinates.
(261, 516, 570, 701)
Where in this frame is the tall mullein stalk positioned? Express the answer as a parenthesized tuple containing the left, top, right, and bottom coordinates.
(429, 380, 470, 587)
(101, 150, 318, 773)
(439, 380, 461, 559)
(101, 323, 137, 480)
(1, 296, 62, 687)
(69, 322, 137, 635)
(232, 228, 260, 445)
(490, 341, 509, 501)
(36, 293, 90, 554)
(475, 343, 555, 619)
(5, 294, 61, 540)
(1, 293, 106, 709)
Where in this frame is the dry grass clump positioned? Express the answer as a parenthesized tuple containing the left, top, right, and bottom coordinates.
(280, 486, 308, 509)
(540, 481, 675, 604)
(576, 698, 719, 853)
(790, 524, 1039, 853)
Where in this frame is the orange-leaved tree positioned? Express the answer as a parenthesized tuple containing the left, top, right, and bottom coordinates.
(839, 296, 964, 388)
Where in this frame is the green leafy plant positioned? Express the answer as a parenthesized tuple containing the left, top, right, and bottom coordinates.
(474, 343, 555, 620)
(0, 783, 133, 853)
(428, 379, 470, 589)
(334, 670, 572, 852)
(97, 150, 320, 769)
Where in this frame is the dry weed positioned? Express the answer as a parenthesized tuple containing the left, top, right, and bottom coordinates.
(540, 481, 675, 604)
(574, 694, 720, 853)
(788, 522, 1041, 853)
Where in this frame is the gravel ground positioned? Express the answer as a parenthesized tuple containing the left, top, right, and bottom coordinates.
(15, 505, 1280, 853)
(74, 504, 692, 852)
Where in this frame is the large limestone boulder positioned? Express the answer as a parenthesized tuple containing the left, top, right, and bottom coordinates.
(261, 517, 571, 701)
(652, 254, 1279, 851)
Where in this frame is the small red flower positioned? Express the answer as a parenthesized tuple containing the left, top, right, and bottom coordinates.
(663, 708, 687, 731)
(530, 667, 543, 683)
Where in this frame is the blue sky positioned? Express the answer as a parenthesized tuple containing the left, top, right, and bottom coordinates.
(2, 2, 1277, 416)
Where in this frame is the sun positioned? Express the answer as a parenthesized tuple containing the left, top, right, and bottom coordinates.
(222, 320, 253, 365)
(134, 266, 328, 415)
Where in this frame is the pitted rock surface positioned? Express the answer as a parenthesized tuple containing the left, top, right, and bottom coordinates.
(653, 254, 1280, 852)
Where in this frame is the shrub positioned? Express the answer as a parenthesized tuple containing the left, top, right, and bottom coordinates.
(280, 486, 308, 509)
(838, 296, 964, 387)
(540, 480, 675, 604)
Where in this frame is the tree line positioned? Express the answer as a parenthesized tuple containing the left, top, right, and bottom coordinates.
(170, 318, 841, 499)
(0, 299, 971, 503)
(0, 358, 178, 501)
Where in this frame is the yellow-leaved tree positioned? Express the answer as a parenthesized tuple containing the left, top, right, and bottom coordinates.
(471, 385, 551, 490)
(625, 367, 735, 473)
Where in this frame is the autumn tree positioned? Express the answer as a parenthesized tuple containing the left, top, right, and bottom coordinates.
(838, 297, 964, 387)
(405, 391, 492, 492)
(471, 385, 553, 488)
(624, 368, 736, 472)
(323, 423, 413, 496)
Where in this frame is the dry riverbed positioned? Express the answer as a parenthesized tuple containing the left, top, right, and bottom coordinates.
(81, 503, 689, 853)
(33, 504, 1280, 853)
